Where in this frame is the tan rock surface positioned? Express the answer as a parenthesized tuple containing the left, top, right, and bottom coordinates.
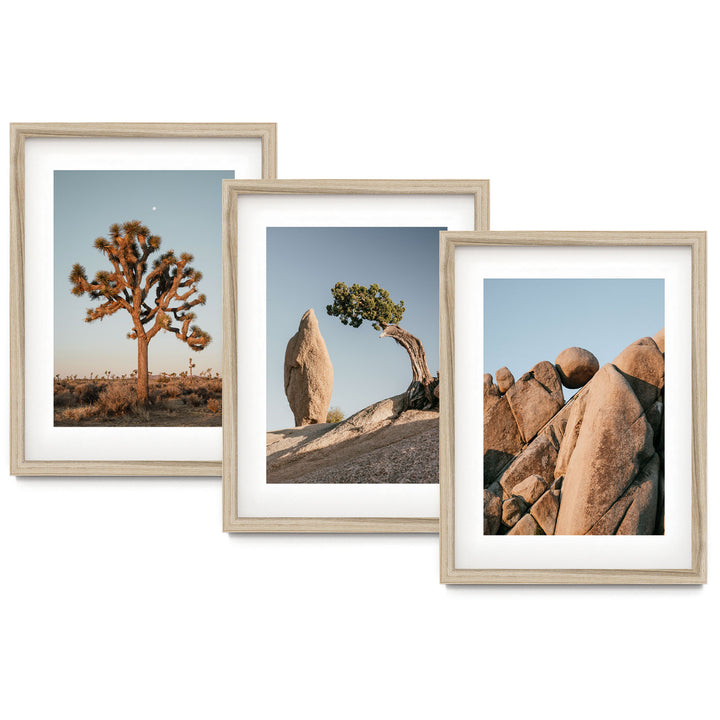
(611, 336, 664, 411)
(585, 454, 660, 535)
(284, 309, 334, 426)
(652, 327, 665, 354)
(484, 395, 523, 484)
(484, 482, 503, 535)
(484, 373, 501, 413)
(496, 366, 515, 394)
(502, 496, 528, 528)
(499, 433, 558, 497)
(506, 361, 565, 443)
(555, 347, 599, 389)
(554, 364, 655, 535)
(530, 479, 562, 535)
(508, 514, 544, 535)
(511, 474, 547, 505)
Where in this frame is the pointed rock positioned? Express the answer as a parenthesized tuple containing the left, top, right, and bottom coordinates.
(284, 309, 334, 426)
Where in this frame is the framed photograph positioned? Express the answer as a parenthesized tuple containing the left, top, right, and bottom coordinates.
(440, 231, 706, 583)
(223, 179, 489, 532)
(10, 123, 277, 476)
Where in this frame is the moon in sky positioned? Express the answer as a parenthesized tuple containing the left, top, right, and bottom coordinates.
(152, 206, 157, 211)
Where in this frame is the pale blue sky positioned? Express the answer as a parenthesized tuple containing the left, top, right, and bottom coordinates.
(484, 278, 664, 399)
(267, 227, 442, 430)
(54, 170, 232, 377)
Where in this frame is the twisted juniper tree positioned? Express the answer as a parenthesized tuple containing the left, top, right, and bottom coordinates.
(70, 220, 210, 405)
(326, 282, 437, 410)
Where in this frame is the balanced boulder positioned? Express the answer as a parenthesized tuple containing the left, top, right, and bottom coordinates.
(284, 309, 334, 426)
(555, 347, 599, 389)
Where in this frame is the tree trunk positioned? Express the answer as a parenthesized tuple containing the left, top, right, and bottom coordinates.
(379, 322, 438, 410)
(137, 334, 149, 406)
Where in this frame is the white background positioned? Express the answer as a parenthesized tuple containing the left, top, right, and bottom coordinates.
(0, 3, 717, 719)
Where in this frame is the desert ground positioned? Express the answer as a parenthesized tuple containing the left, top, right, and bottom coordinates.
(53, 373, 222, 427)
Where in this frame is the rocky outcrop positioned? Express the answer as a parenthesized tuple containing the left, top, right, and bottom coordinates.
(267, 395, 438, 483)
(284, 309, 334, 426)
(555, 347, 599, 389)
(484, 333, 664, 536)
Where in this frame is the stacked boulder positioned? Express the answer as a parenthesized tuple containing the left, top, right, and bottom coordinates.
(484, 331, 665, 536)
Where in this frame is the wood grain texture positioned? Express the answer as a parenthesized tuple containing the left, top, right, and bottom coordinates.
(9, 123, 276, 476)
(439, 231, 707, 584)
(222, 180, 489, 533)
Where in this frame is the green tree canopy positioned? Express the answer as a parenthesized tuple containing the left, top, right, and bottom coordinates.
(326, 282, 405, 331)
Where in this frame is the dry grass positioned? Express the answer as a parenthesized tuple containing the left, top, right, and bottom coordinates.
(53, 375, 222, 427)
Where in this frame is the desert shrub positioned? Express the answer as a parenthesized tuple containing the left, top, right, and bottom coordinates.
(207, 379, 222, 395)
(163, 382, 181, 398)
(59, 406, 96, 423)
(326, 407, 345, 423)
(96, 384, 136, 416)
(182, 392, 203, 407)
(194, 385, 210, 401)
(54, 390, 74, 409)
(207, 398, 221, 414)
(76, 382, 102, 405)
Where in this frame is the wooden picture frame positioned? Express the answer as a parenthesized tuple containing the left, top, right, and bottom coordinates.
(223, 179, 489, 532)
(10, 122, 277, 476)
(440, 231, 706, 583)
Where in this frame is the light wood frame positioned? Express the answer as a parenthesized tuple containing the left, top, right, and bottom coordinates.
(10, 122, 277, 476)
(440, 231, 707, 583)
(223, 179, 490, 532)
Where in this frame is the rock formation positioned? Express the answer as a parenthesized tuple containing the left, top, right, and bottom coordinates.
(555, 347, 599, 388)
(267, 394, 438, 483)
(284, 309, 334, 426)
(483, 330, 665, 535)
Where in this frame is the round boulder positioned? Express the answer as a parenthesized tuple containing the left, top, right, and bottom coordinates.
(555, 347, 599, 389)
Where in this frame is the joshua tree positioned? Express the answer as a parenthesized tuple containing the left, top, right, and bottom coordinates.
(326, 282, 437, 409)
(70, 220, 210, 406)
